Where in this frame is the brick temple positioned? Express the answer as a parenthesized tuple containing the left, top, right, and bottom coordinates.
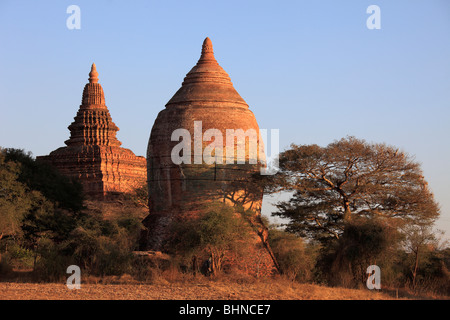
(37, 64, 146, 199)
(142, 38, 278, 275)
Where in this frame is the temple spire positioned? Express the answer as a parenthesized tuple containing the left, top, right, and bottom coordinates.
(166, 37, 247, 107)
(200, 37, 215, 60)
(82, 63, 105, 106)
(70, 63, 119, 146)
(37, 63, 146, 200)
(89, 63, 99, 83)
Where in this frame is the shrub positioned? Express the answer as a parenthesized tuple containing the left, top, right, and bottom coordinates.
(315, 218, 394, 288)
(269, 227, 317, 282)
(168, 202, 253, 276)
(34, 238, 74, 282)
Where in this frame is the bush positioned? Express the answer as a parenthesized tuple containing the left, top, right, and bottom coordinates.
(61, 213, 141, 277)
(168, 202, 253, 276)
(396, 245, 450, 296)
(34, 238, 74, 282)
(27, 206, 144, 280)
(1, 148, 85, 279)
(315, 218, 395, 288)
(4, 243, 35, 270)
(269, 227, 317, 282)
(0, 255, 13, 275)
(2, 148, 84, 212)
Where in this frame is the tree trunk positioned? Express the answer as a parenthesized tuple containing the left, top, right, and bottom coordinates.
(192, 255, 198, 277)
(0, 233, 3, 264)
(343, 200, 352, 221)
(209, 252, 216, 276)
(412, 247, 420, 291)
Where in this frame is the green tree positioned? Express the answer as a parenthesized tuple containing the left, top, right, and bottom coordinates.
(0, 151, 31, 241)
(122, 183, 149, 210)
(1, 148, 85, 271)
(269, 137, 440, 242)
(2, 148, 84, 212)
(268, 227, 316, 282)
(33, 211, 144, 279)
(1, 148, 147, 279)
(401, 223, 438, 291)
(168, 202, 253, 275)
(0, 148, 84, 245)
(315, 218, 396, 287)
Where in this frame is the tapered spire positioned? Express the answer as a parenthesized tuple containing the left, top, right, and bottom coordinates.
(82, 63, 105, 106)
(166, 37, 248, 107)
(200, 37, 214, 60)
(66, 63, 120, 147)
(89, 63, 99, 83)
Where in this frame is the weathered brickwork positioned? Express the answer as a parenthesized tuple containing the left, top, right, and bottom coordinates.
(37, 64, 146, 199)
(142, 38, 278, 275)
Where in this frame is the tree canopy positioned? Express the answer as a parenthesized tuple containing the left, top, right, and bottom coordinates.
(0, 148, 84, 243)
(268, 137, 440, 242)
(2, 148, 84, 212)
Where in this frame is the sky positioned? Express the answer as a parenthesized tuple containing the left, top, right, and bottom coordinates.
(0, 0, 449, 240)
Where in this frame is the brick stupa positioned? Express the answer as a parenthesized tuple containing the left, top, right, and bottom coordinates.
(37, 64, 146, 199)
(142, 38, 278, 275)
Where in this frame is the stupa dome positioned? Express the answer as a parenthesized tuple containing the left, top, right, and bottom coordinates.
(142, 38, 277, 276)
(166, 37, 248, 107)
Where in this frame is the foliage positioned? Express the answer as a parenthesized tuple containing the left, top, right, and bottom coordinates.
(1, 147, 144, 279)
(1, 146, 448, 297)
(315, 218, 398, 288)
(268, 136, 439, 242)
(33, 238, 74, 281)
(1, 147, 84, 245)
(122, 183, 149, 210)
(32, 211, 144, 279)
(261, 137, 446, 294)
(0, 151, 33, 239)
(168, 202, 253, 275)
(1, 148, 84, 212)
(397, 226, 449, 294)
(268, 227, 317, 282)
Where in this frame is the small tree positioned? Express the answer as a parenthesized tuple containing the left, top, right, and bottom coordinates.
(168, 203, 253, 276)
(0, 151, 31, 242)
(401, 223, 437, 291)
(268, 227, 316, 282)
(123, 183, 149, 210)
(2, 148, 84, 212)
(316, 218, 395, 287)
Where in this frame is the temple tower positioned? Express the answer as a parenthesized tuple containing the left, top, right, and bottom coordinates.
(142, 38, 277, 275)
(37, 64, 146, 199)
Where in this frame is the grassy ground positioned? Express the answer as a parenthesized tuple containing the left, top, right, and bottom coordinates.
(2, 268, 448, 300)
(0, 281, 396, 300)
(12, 266, 445, 301)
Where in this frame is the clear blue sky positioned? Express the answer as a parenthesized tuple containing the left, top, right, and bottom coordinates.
(1, 0, 449, 240)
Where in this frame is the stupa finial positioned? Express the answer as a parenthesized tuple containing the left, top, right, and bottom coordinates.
(200, 37, 214, 60)
(89, 63, 99, 83)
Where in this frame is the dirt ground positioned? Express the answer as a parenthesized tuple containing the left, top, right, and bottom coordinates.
(0, 281, 402, 300)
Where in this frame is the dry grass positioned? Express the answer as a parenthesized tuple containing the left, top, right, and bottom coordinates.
(0, 277, 401, 300)
(2, 265, 447, 300)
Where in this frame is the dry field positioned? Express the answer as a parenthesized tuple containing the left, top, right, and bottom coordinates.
(0, 280, 401, 300)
